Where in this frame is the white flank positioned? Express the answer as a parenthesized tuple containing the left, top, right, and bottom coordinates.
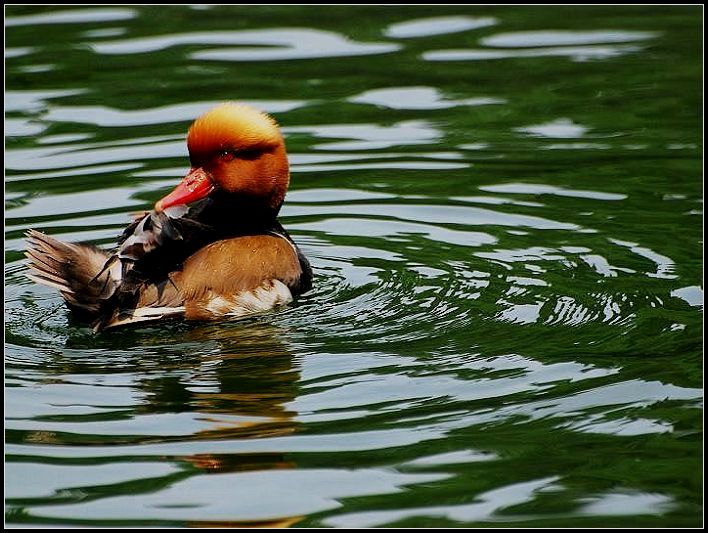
(204, 280, 293, 318)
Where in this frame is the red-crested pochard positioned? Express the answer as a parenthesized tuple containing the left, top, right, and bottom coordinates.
(25, 102, 312, 332)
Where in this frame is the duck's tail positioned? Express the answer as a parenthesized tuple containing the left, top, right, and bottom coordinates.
(24, 229, 120, 319)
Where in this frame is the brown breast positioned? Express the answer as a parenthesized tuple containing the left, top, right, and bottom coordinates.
(172, 234, 303, 320)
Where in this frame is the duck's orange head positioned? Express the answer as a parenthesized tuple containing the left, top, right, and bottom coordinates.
(155, 102, 289, 215)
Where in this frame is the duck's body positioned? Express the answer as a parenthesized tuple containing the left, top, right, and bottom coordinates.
(25, 103, 312, 332)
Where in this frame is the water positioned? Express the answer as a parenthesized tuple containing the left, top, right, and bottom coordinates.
(4, 5, 703, 527)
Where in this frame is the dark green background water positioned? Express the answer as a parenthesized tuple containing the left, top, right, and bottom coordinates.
(4, 5, 703, 527)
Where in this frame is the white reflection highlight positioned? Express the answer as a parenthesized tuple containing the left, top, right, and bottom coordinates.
(481, 30, 659, 48)
(5, 89, 86, 113)
(515, 118, 589, 139)
(579, 489, 675, 516)
(349, 86, 505, 110)
(385, 15, 498, 38)
(285, 120, 442, 151)
(5, 118, 45, 138)
(6, 139, 183, 171)
(480, 182, 627, 201)
(5, 461, 179, 500)
(5, 47, 34, 58)
(5, 8, 136, 27)
(18, 468, 449, 522)
(92, 29, 400, 60)
(404, 449, 498, 467)
(325, 477, 561, 527)
(424, 44, 644, 62)
(287, 204, 581, 231)
(670, 286, 703, 307)
(609, 238, 677, 279)
(42, 100, 306, 127)
(290, 217, 497, 248)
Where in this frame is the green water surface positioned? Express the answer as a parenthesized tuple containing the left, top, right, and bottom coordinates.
(4, 5, 703, 528)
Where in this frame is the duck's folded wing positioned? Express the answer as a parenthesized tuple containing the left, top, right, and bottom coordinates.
(90, 206, 218, 331)
(107, 206, 216, 280)
(92, 275, 186, 331)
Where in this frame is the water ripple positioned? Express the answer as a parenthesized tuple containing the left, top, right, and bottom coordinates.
(385, 16, 498, 38)
(349, 86, 505, 110)
(424, 44, 646, 62)
(41, 100, 308, 127)
(480, 182, 627, 201)
(480, 29, 659, 48)
(5, 8, 136, 27)
(325, 477, 561, 527)
(285, 121, 442, 151)
(5, 5, 702, 528)
(8, 468, 448, 523)
(91, 29, 401, 60)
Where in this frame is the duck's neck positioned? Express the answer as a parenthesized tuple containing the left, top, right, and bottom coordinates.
(190, 191, 282, 236)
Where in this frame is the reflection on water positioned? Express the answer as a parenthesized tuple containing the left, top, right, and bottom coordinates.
(349, 86, 505, 110)
(384, 15, 498, 38)
(515, 118, 590, 139)
(41, 100, 308, 127)
(479, 30, 659, 47)
(4, 8, 136, 27)
(92, 29, 401, 60)
(424, 45, 647, 62)
(5, 4, 702, 528)
(423, 25, 659, 63)
(7, 323, 307, 526)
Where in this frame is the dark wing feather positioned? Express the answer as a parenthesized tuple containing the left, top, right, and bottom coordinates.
(89, 204, 219, 330)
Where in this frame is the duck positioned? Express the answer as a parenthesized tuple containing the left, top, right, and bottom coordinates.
(25, 102, 312, 332)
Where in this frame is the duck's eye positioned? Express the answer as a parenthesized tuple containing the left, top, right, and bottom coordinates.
(219, 151, 236, 162)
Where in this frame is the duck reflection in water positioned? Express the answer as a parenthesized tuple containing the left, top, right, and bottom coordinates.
(40, 320, 306, 527)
